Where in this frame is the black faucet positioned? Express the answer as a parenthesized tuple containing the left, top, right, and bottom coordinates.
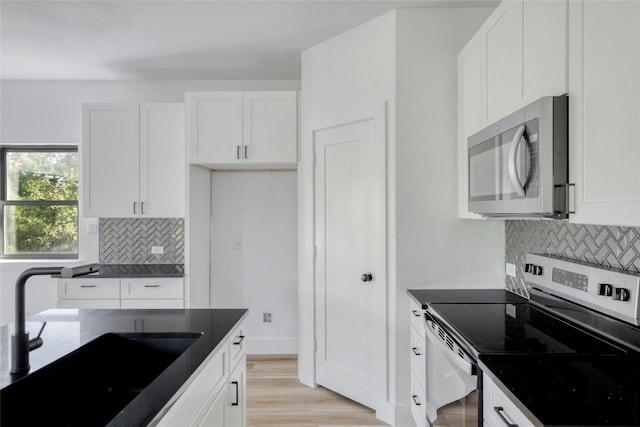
(11, 264, 100, 378)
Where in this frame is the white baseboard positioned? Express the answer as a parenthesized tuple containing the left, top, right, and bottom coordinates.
(246, 337, 298, 355)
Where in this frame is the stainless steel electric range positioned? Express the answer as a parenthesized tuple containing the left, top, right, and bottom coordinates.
(408, 253, 640, 427)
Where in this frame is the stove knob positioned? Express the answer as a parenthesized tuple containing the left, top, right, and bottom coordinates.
(598, 283, 613, 297)
(613, 287, 631, 302)
(525, 264, 543, 275)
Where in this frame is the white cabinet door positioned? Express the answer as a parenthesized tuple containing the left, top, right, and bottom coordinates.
(82, 104, 139, 218)
(483, 374, 535, 427)
(484, 0, 523, 124)
(522, 0, 568, 103)
(227, 357, 246, 427)
(458, 36, 486, 219)
(569, 0, 640, 226)
(140, 103, 185, 217)
(242, 92, 297, 166)
(196, 391, 227, 427)
(187, 92, 243, 165)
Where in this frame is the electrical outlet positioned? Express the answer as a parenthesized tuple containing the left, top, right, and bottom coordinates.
(151, 246, 164, 255)
(506, 262, 517, 277)
(263, 312, 272, 323)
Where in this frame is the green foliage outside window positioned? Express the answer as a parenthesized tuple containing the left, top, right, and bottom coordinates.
(2, 149, 78, 257)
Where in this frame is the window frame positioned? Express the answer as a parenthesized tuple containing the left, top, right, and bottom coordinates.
(0, 145, 79, 259)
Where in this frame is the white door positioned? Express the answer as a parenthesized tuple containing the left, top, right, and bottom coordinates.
(314, 107, 386, 410)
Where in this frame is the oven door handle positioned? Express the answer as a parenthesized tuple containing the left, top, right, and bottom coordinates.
(424, 311, 476, 375)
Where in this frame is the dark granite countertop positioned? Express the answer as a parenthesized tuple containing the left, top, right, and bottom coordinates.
(480, 354, 640, 426)
(56, 264, 185, 278)
(0, 308, 247, 426)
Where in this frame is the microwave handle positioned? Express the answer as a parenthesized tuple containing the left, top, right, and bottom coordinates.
(507, 125, 527, 197)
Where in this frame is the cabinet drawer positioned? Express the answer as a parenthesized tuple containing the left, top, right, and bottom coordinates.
(58, 279, 120, 300)
(410, 299, 425, 335)
(120, 278, 184, 299)
(120, 299, 184, 309)
(483, 374, 535, 427)
(410, 326, 426, 392)
(410, 377, 427, 427)
(229, 320, 246, 370)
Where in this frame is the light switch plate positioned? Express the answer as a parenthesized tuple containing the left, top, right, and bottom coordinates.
(151, 246, 164, 255)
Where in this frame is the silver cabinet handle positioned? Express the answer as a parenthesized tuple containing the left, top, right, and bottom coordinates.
(412, 395, 421, 406)
(412, 310, 421, 317)
(133, 202, 137, 214)
(507, 125, 527, 197)
(411, 347, 421, 356)
(141, 202, 145, 214)
(244, 145, 248, 159)
(144, 284, 160, 288)
(494, 407, 518, 427)
(236, 146, 241, 159)
(233, 335, 245, 345)
(80, 284, 96, 288)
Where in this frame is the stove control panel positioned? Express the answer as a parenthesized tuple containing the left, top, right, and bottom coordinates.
(525, 253, 640, 325)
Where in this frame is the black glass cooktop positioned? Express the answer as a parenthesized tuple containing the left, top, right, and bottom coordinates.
(430, 303, 628, 355)
(480, 354, 640, 426)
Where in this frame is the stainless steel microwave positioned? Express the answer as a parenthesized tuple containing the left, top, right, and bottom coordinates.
(467, 95, 568, 219)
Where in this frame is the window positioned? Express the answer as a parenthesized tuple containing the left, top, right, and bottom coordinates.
(1, 146, 78, 258)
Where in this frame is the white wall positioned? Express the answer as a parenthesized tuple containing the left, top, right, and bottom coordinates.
(300, 7, 503, 425)
(210, 171, 298, 354)
(393, 6, 503, 413)
(0, 79, 300, 326)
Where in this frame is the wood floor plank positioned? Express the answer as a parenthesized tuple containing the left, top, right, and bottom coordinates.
(246, 355, 477, 427)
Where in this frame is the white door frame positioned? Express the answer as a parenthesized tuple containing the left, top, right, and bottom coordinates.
(306, 102, 392, 423)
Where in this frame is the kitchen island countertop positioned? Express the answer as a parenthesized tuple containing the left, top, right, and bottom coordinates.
(0, 308, 247, 425)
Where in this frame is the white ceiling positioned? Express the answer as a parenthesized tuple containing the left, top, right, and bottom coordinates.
(0, 0, 497, 81)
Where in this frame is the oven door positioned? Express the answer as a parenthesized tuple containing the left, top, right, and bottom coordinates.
(423, 312, 477, 415)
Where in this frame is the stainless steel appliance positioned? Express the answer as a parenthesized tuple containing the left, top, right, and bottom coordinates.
(412, 254, 640, 426)
(467, 95, 569, 218)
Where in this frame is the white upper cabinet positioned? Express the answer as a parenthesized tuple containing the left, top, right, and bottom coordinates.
(485, 0, 523, 125)
(186, 92, 243, 164)
(140, 103, 186, 218)
(522, 0, 567, 102)
(242, 92, 297, 165)
(187, 91, 297, 169)
(568, 0, 640, 226)
(82, 103, 185, 218)
(457, 0, 568, 218)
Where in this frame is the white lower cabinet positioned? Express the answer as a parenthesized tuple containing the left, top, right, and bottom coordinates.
(156, 320, 247, 427)
(483, 375, 534, 427)
(57, 277, 184, 309)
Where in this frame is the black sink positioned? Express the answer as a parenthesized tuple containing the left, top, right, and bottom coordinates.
(0, 332, 201, 427)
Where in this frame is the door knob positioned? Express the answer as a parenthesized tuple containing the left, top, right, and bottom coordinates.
(361, 273, 373, 282)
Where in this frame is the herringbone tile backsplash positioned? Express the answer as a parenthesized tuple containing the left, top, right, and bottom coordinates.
(505, 220, 640, 297)
(99, 218, 185, 264)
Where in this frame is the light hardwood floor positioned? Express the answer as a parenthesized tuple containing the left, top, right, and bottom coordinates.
(246, 355, 477, 427)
